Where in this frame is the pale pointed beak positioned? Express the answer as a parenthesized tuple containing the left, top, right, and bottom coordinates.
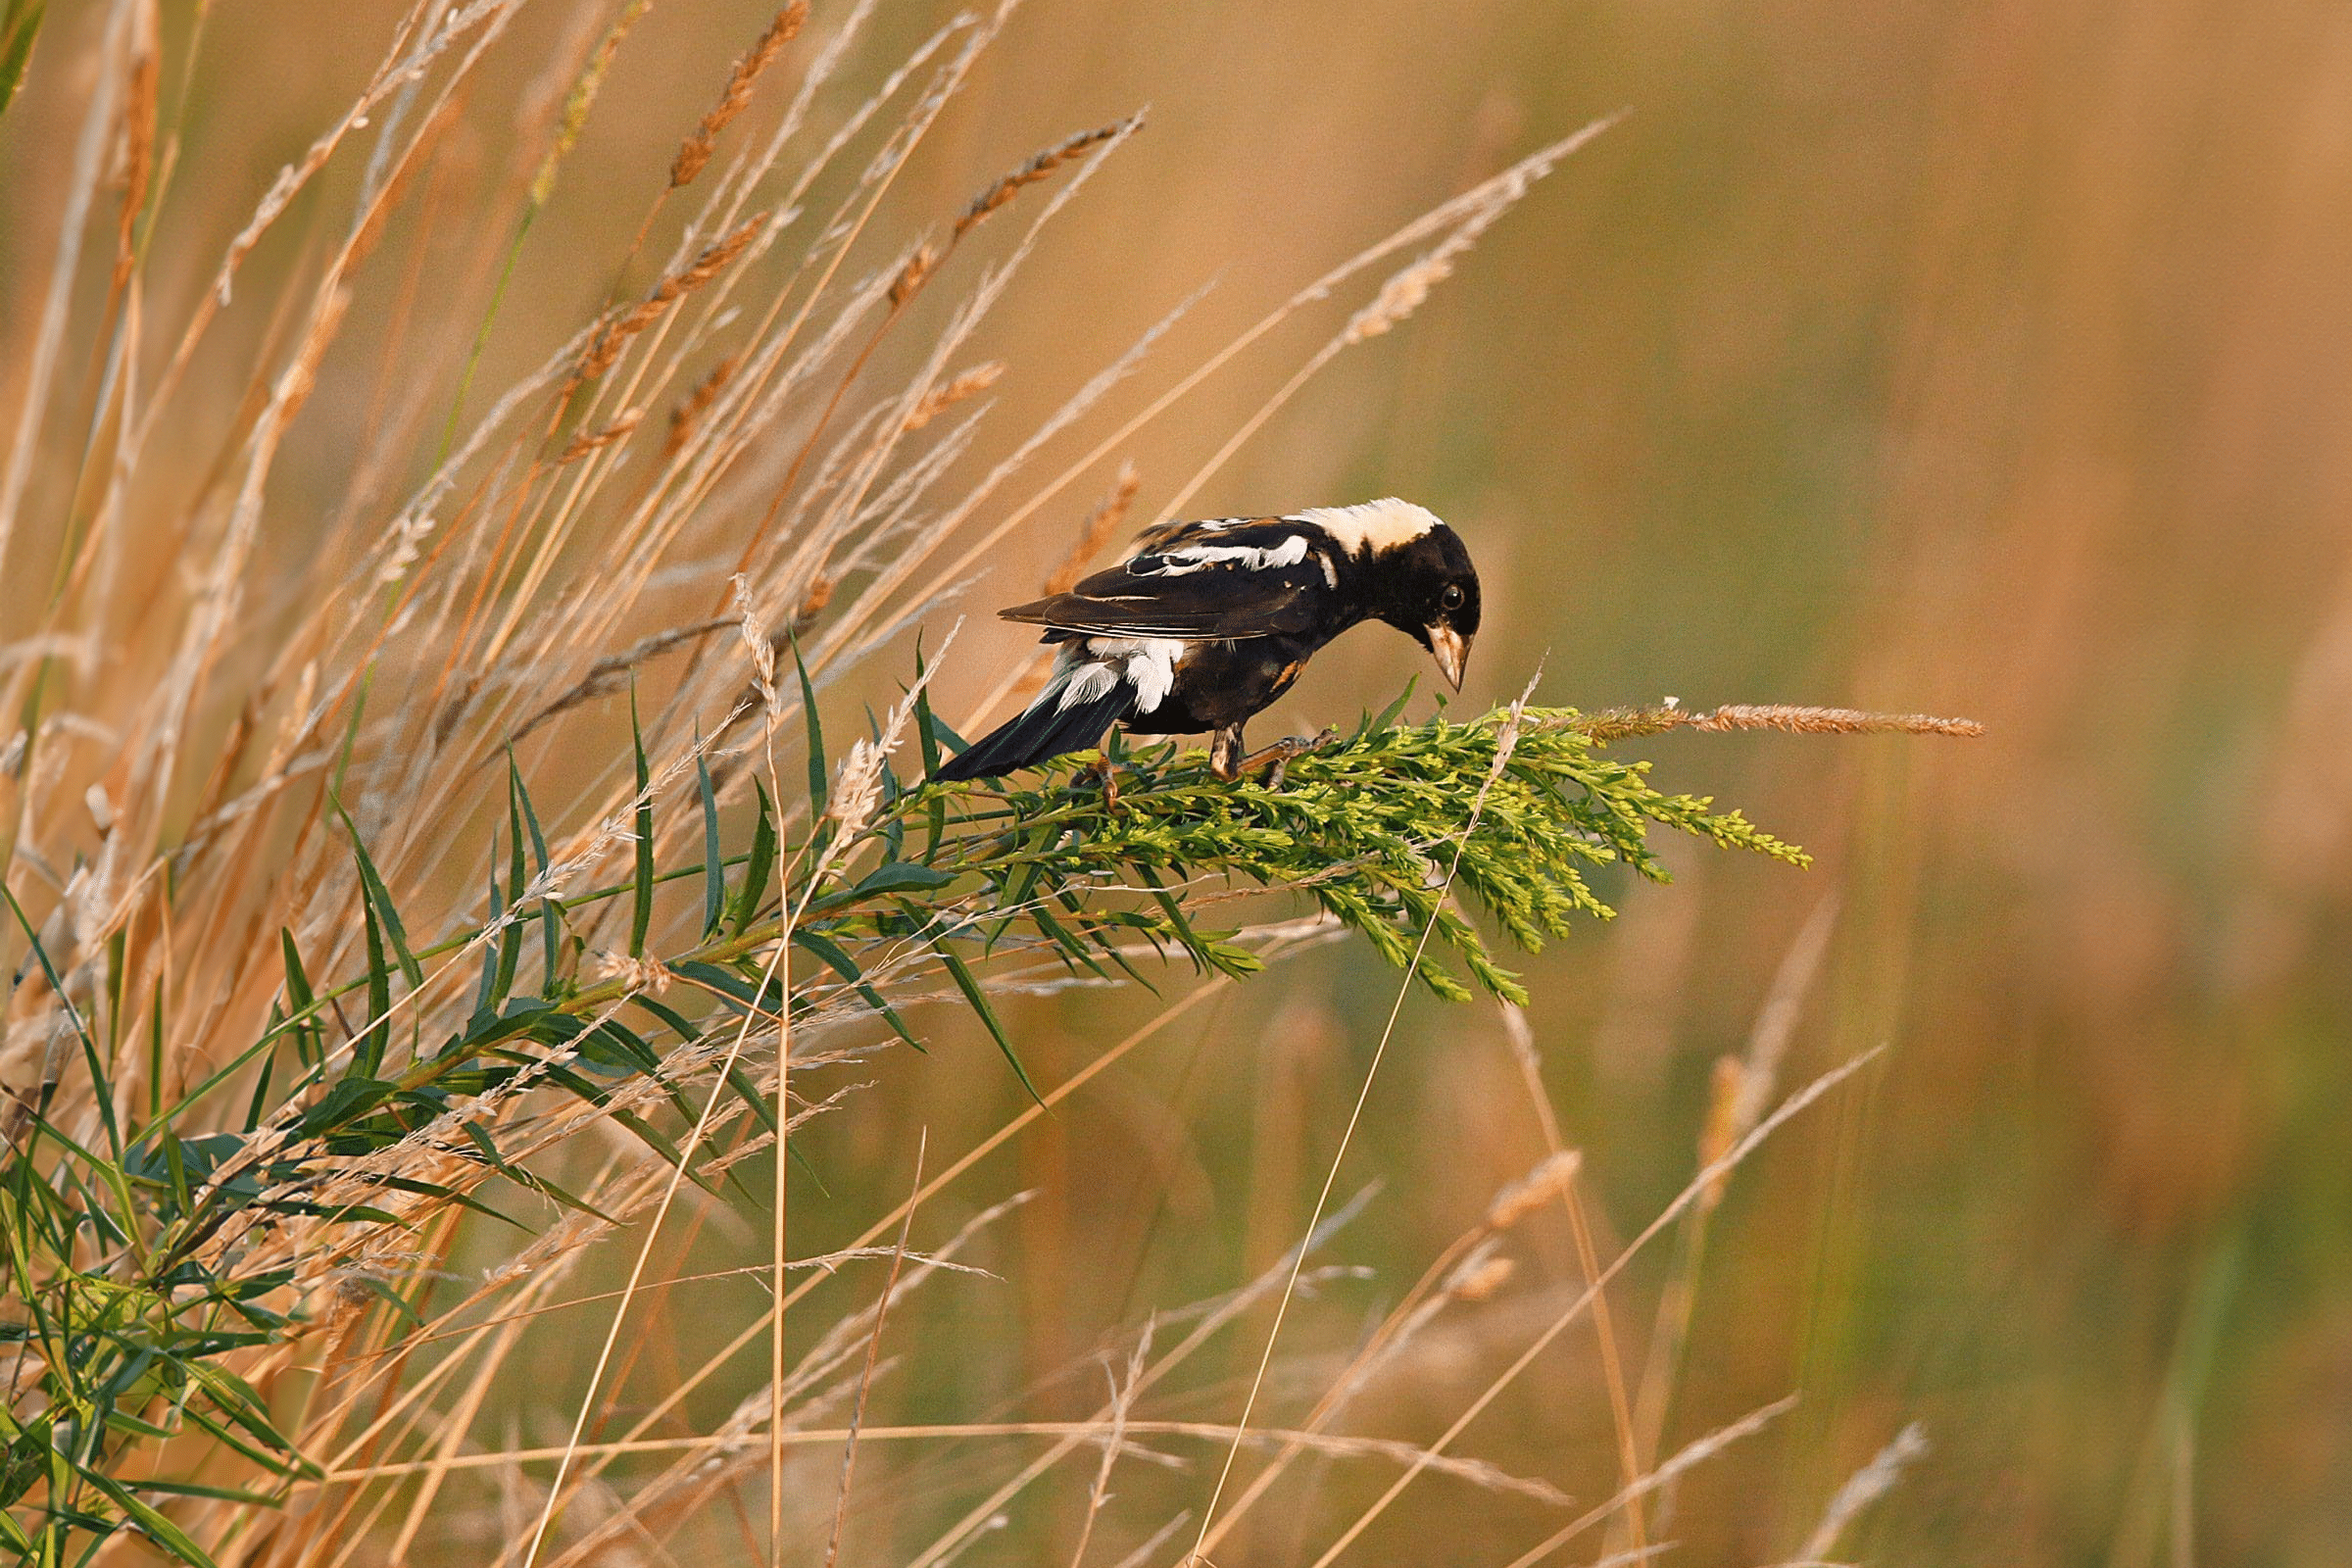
(1428, 625, 1470, 692)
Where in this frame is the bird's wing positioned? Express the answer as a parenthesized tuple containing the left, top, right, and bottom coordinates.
(999, 518, 1331, 641)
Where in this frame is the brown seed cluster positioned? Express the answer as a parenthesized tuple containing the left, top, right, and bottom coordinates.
(664, 353, 741, 457)
(954, 121, 1132, 239)
(670, 2, 808, 189)
(904, 362, 1004, 431)
(887, 241, 939, 311)
(1042, 464, 1142, 595)
(580, 216, 765, 380)
(556, 407, 644, 465)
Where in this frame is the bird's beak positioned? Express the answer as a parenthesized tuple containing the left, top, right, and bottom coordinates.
(1428, 625, 1470, 692)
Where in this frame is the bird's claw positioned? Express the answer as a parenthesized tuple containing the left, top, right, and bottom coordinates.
(1242, 727, 1337, 789)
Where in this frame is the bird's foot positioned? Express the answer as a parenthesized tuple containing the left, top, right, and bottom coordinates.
(1242, 728, 1337, 790)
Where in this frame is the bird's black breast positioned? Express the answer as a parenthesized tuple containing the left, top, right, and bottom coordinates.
(1122, 635, 1322, 734)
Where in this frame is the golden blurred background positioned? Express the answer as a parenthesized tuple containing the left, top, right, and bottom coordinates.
(7, 0, 2351, 1562)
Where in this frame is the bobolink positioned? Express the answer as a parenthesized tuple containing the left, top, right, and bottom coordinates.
(932, 498, 1481, 782)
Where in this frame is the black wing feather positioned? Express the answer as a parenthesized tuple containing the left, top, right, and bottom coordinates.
(999, 518, 1330, 642)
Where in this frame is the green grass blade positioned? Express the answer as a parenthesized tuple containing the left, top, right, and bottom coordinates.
(696, 735, 724, 937)
(277, 931, 320, 1069)
(0, 1, 43, 124)
(331, 799, 422, 989)
(2, 881, 117, 1157)
(357, 896, 391, 1077)
(628, 690, 654, 957)
(725, 779, 776, 935)
(932, 933, 1042, 1105)
(790, 632, 825, 814)
(793, 928, 924, 1053)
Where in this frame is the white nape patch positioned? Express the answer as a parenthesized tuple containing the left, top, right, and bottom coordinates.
(1132, 535, 1309, 575)
(1086, 635, 1183, 713)
(1292, 497, 1442, 557)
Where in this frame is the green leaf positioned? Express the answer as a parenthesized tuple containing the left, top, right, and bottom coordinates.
(726, 780, 776, 935)
(242, 1021, 277, 1131)
(357, 896, 391, 1077)
(793, 927, 924, 1052)
(933, 934, 1042, 1105)
(509, 754, 561, 991)
(79, 1469, 220, 1567)
(629, 689, 655, 957)
(278, 930, 321, 1069)
(0, 1, 43, 126)
(791, 633, 825, 814)
(805, 859, 955, 916)
(696, 733, 725, 937)
(474, 850, 507, 1019)
(332, 797, 423, 990)
(1372, 677, 1420, 734)
(1, 881, 117, 1157)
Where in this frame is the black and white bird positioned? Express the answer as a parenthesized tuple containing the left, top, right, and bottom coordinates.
(932, 498, 1482, 782)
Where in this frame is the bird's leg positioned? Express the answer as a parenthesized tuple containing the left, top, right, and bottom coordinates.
(1210, 723, 1247, 781)
(1237, 727, 1338, 789)
(1082, 752, 1121, 809)
(1081, 728, 1123, 808)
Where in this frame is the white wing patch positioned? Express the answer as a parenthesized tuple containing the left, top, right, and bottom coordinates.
(1089, 636, 1182, 712)
(1049, 660, 1119, 711)
(1047, 637, 1183, 715)
(1128, 535, 1309, 575)
(1291, 497, 1441, 556)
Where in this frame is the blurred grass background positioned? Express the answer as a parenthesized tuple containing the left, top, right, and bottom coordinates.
(7, 0, 2350, 1562)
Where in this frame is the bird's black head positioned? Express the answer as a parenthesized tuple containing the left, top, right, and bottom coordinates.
(1295, 499, 1483, 689)
(1373, 520, 1481, 692)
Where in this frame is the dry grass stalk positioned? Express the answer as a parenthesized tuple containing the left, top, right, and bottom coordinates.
(110, 4, 161, 292)
(671, 2, 809, 188)
(1576, 703, 1985, 741)
(1189, 672, 1545, 1566)
(820, 1132, 926, 1568)
(1485, 1149, 1584, 1231)
(1494, 1397, 1802, 1568)
(1303, 1053, 1885, 1567)
(888, 239, 940, 309)
(504, 616, 736, 748)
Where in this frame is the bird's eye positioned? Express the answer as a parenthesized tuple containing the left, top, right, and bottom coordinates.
(1440, 583, 1465, 611)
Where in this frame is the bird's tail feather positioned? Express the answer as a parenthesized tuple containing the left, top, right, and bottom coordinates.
(931, 686, 1129, 782)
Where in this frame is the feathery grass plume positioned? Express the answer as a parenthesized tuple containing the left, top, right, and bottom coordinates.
(1797, 1422, 1932, 1561)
